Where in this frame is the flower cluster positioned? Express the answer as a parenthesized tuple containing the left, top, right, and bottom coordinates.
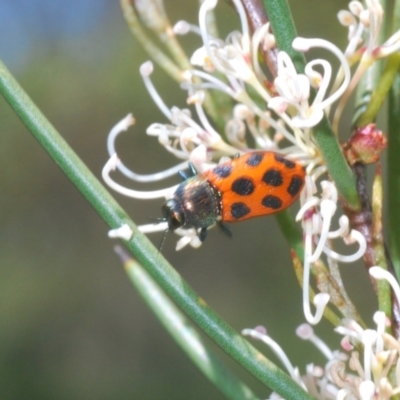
(104, 0, 398, 398)
(244, 267, 400, 400)
(104, 0, 356, 244)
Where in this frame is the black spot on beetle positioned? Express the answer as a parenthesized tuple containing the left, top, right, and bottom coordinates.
(231, 202, 251, 219)
(262, 169, 283, 186)
(246, 153, 264, 166)
(213, 165, 232, 178)
(274, 154, 296, 169)
(287, 175, 304, 197)
(231, 177, 255, 195)
(261, 195, 282, 209)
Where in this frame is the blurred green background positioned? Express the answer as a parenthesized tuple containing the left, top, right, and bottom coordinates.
(0, 1, 378, 399)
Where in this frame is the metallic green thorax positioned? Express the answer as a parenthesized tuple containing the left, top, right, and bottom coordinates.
(162, 176, 221, 230)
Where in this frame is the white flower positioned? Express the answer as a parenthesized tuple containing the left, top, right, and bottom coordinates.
(244, 289, 400, 400)
(295, 176, 366, 324)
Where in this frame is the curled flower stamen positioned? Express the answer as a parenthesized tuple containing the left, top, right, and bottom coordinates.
(296, 170, 368, 325)
(107, 113, 136, 150)
(272, 53, 310, 120)
(364, 0, 383, 54)
(338, 2, 366, 56)
(242, 327, 307, 389)
(269, 47, 343, 129)
(188, 90, 229, 149)
(322, 229, 367, 263)
(369, 267, 400, 307)
(321, 179, 338, 199)
(305, 59, 331, 97)
(296, 323, 334, 360)
(338, 9, 356, 30)
(139, 222, 168, 233)
(107, 114, 189, 182)
(327, 215, 350, 239)
(146, 122, 191, 160)
(102, 154, 178, 199)
(183, 69, 237, 98)
(303, 222, 330, 325)
(173, 20, 201, 36)
(293, 37, 351, 110)
(199, 0, 225, 73)
(225, 119, 247, 149)
(350, 351, 365, 378)
(309, 199, 336, 262)
(230, 0, 250, 55)
(251, 23, 274, 80)
(296, 203, 320, 221)
(199, 0, 251, 76)
(140, 61, 172, 119)
(307, 292, 330, 326)
(335, 318, 364, 340)
(362, 329, 377, 381)
(349, 1, 364, 18)
(373, 311, 386, 354)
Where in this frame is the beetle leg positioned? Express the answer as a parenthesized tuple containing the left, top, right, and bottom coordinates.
(198, 227, 208, 242)
(188, 162, 198, 177)
(218, 222, 232, 237)
(178, 163, 198, 181)
(178, 170, 189, 181)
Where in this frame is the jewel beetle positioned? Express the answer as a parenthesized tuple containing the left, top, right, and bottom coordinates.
(162, 151, 305, 241)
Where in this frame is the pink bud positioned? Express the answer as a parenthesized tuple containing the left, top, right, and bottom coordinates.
(343, 123, 387, 165)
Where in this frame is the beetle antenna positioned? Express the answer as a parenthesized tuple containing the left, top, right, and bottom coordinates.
(158, 228, 169, 251)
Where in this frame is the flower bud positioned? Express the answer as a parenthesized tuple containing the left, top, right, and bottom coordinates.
(343, 123, 387, 165)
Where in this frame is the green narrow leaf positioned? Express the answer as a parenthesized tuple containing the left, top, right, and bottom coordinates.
(388, 74, 400, 278)
(357, 54, 400, 127)
(371, 166, 391, 316)
(118, 248, 260, 400)
(388, 0, 400, 278)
